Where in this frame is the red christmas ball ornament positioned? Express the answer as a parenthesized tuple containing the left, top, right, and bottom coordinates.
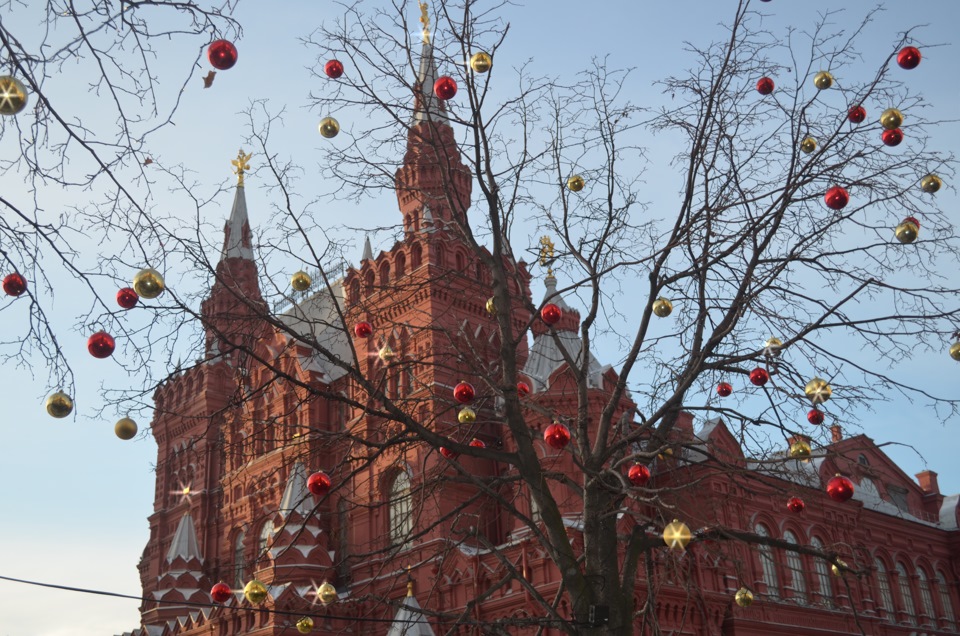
(881, 128, 903, 147)
(897, 46, 921, 70)
(541, 303, 562, 325)
(749, 367, 770, 387)
(88, 331, 116, 359)
(716, 382, 733, 397)
(207, 39, 238, 70)
(439, 446, 459, 460)
(210, 582, 232, 603)
(353, 321, 373, 338)
(116, 287, 139, 309)
(807, 408, 825, 425)
(628, 464, 651, 487)
(826, 474, 855, 502)
(469, 438, 486, 448)
(2, 272, 27, 296)
(824, 186, 849, 210)
(847, 105, 866, 124)
(756, 77, 775, 95)
(543, 423, 571, 450)
(433, 76, 457, 100)
(517, 381, 531, 397)
(307, 471, 332, 497)
(324, 59, 344, 78)
(453, 381, 475, 404)
(786, 497, 806, 513)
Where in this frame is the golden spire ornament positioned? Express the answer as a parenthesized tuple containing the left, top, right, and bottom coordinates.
(231, 149, 252, 187)
(418, 1, 431, 44)
(539, 236, 555, 276)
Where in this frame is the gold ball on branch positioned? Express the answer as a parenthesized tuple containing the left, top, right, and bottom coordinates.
(880, 108, 903, 130)
(291, 270, 312, 292)
(800, 137, 817, 154)
(0, 75, 29, 116)
(458, 407, 476, 424)
(949, 342, 960, 361)
(378, 344, 395, 363)
(46, 391, 74, 418)
(133, 268, 165, 299)
(296, 617, 314, 634)
(804, 377, 832, 404)
(652, 297, 673, 317)
(115, 417, 138, 440)
(662, 519, 692, 551)
(470, 51, 492, 73)
(789, 439, 812, 461)
(243, 579, 268, 605)
(317, 581, 338, 605)
(831, 558, 847, 577)
(895, 217, 920, 244)
(485, 296, 496, 316)
(735, 587, 754, 607)
(813, 71, 833, 90)
(920, 174, 942, 194)
(318, 117, 340, 139)
(566, 175, 585, 192)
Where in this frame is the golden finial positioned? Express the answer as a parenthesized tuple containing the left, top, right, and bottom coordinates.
(406, 564, 414, 596)
(418, 1, 431, 44)
(231, 148, 252, 187)
(539, 236, 555, 276)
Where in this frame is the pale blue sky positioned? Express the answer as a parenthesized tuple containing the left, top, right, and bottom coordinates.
(0, 1, 957, 635)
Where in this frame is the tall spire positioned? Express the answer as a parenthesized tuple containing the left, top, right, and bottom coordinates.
(412, 10, 445, 125)
(222, 149, 254, 261)
(166, 512, 203, 563)
(279, 462, 313, 516)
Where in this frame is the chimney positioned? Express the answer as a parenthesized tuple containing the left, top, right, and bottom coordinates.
(916, 470, 940, 495)
(830, 425, 843, 443)
(674, 411, 695, 439)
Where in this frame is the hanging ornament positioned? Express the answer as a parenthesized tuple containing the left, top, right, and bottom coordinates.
(800, 137, 817, 154)
(749, 367, 769, 387)
(826, 474, 854, 502)
(543, 422, 571, 450)
(318, 117, 340, 139)
(831, 558, 848, 577)
(804, 377, 832, 404)
(756, 77, 775, 95)
(291, 270, 312, 292)
(566, 175, 585, 192)
(950, 342, 960, 361)
(87, 331, 116, 359)
(786, 496, 805, 513)
(881, 128, 903, 147)
(469, 438, 486, 448)
(2, 272, 27, 296)
(116, 287, 139, 309)
(920, 174, 942, 194)
(132, 268, 165, 299)
(433, 76, 457, 100)
(210, 582, 232, 603)
(735, 587, 755, 607)
(485, 297, 496, 316)
(517, 380, 531, 397)
(807, 408, 825, 425)
(823, 186, 849, 210)
(208, 39, 238, 70)
(378, 344, 395, 362)
(324, 59, 344, 78)
(813, 71, 833, 90)
(541, 303, 562, 325)
(439, 446, 459, 460)
(895, 217, 920, 244)
(652, 297, 673, 317)
(114, 417, 138, 440)
(470, 52, 492, 73)
(46, 391, 74, 418)
(897, 46, 921, 70)
(663, 519, 692, 550)
(296, 617, 315, 634)
(628, 463, 651, 487)
(453, 381, 476, 404)
(788, 439, 812, 460)
(716, 382, 733, 397)
(457, 407, 476, 424)
(353, 321, 373, 338)
(847, 105, 866, 124)
(0, 75, 28, 116)
(317, 581, 338, 605)
(307, 471, 332, 497)
(763, 337, 783, 356)
(243, 579, 268, 605)
(880, 108, 903, 130)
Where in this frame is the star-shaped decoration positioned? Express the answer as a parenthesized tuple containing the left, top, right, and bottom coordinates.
(804, 377, 832, 405)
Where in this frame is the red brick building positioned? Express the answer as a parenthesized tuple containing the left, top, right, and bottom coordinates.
(120, 34, 960, 636)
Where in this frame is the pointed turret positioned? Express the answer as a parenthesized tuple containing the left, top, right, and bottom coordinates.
(142, 513, 209, 628)
(386, 579, 436, 636)
(362, 235, 374, 262)
(166, 510, 203, 564)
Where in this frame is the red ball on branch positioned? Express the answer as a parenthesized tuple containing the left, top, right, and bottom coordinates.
(826, 474, 854, 502)
(516, 381, 531, 397)
(716, 382, 733, 397)
(210, 582, 232, 603)
(847, 105, 866, 124)
(824, 186, 849, 210)
(896, 46, 921, 70)
(749, 367, 769, 387)
(88, 331, 116, 359)
(756, 77, 775, 95)
(469, 438, 486, 449)
(541, 303, 562, 325)
(307, 471, 332, 497)
(434, 76, 457, 100)
(207, 39, 238, 70)
(453, 381, 475, 404)
(353, 322, 373, 338)
(439, 446, 459, 460)
(786, 497, 805, 513)
(2, 272, 26, 296)
(881, 128, 903, 147)
(116, 287, 139, 309)
(807, 408, 825, 425)
(628, 464, 651, 487)
(324, 59, 344, 78)
(543, 423, 571, 450)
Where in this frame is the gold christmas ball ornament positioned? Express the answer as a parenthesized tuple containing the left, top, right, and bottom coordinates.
(880, 108, 903, 130)
(800, 137, 817, 154)
(485, 296, 496, 316)
(291, 270, 312, 292)
(0, 75, 29, 116)
(133, 268, 165, 299)
(831, 558, 847, 577)
(652, 297, 673, 318)
(566, 175, 585, 192)
(317, 581, 338, 605)
(895, 218, 920, 244)
(920, 174, 942, 194)
(763, 337, 783, 355)
(789, 439, 812, 460)
(813, 71, 833, 90)
(458, 407, 477, 424)
(243, 579, 268, 605)
(318, 116, 340, 139)
(46, 391, 74, 418)
(115, 417, 138, 440)
(662, 519, 692, 551)
(470, 51, 492, 73)
(804, 377, 832, 404)
(378, 344, 396, 363)
(296, 617, 315, 634)
(735, 587, 754, 607)
(949, 342, 960, 361)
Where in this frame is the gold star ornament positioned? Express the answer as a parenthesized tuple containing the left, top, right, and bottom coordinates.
(662, 519, 692, 550)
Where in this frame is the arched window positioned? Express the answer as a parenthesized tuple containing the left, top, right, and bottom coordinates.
(395, 251, 406, 278)
(434, 244, 445, 267)
(755, 524, 779, 599)
(389, 471, 412, 549)
(895, 562, 917, 624)
(455, 251, 465, 272)
(810, 537, 832, 607)
(917, 568, 936, 624)
(783, 530, 807, 604)
(936, 571, 956, 628)
(404, 213, 413, 233)
(411, 243, 422, 269)
(876, 558, 895, 617)
(233, 531, 246, 587)
(364, 270, 375, 296)
(475, 261, 485, 283)
(349, 279, 360, 305)
(258, 520, 275, 559)
(379, 261, 390, 287)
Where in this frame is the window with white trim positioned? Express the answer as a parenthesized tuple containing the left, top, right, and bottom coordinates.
(895, 562, 917, 624)
(917, 568, 936, 625)
(876, 558, 895, 618)
(389, 471, 413, 549)
(783, 531, 807, 604)
(936, 571, 956, 628)
(755, 524, 779, 599)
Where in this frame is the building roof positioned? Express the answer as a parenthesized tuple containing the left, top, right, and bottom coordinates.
(220, 184, 254, 261)
(386, 587, 436, 636)
(165, 512, 202, 564)
(277, 282, 352, 383)
(279, 461, 312, 516)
